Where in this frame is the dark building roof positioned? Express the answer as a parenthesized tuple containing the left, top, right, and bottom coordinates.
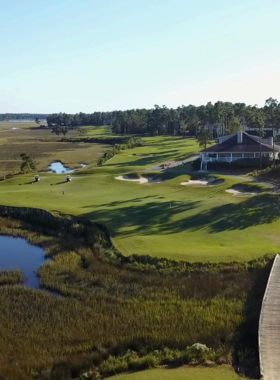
(200, 132, 280, 153)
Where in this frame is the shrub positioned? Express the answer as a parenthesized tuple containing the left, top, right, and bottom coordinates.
(235, 157, 272, 168)
(206, 158, 273, 171)
(207, 161, 233, 170)
(98, 345, 219, 376)
(99, 356, 128, 375)
(191, 158, 201, 170)
(97, 137, 143, 166)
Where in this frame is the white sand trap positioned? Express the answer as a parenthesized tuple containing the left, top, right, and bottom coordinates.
(181, 178, 223, 186)
(226, 186, 260, 197)
(115, 175, 164, 184)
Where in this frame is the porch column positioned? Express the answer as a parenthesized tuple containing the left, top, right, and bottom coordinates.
(230, 153, 232, 162)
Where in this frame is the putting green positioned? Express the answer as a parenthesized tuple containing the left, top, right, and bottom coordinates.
(0, 136, 279, 262)
(111, 366, 243, 379)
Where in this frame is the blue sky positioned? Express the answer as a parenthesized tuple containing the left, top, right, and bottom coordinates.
(1, 0, 279, 113)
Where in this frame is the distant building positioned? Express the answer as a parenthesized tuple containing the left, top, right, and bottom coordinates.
(200, 131, 280, 170)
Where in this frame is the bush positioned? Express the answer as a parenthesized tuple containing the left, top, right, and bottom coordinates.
(235, 157, 272, 168)
(97, 137, 143, 166)
(99, 355, 128, 375)
(207, 161, 233, 170)
(99, 345, 218, 376)
(206, 158, 273, 171)
(191, 158, 201, 170)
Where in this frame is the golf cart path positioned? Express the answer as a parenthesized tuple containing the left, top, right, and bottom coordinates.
(259, 254, 280, 380)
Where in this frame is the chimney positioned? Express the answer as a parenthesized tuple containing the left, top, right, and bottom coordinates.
(237, 131, 243, 144)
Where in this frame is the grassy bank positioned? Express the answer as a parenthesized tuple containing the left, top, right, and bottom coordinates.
(110, 366, 243, 380)
(0, 216, 271, 379)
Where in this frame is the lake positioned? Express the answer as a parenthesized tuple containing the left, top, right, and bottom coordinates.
(0, 235, 46, 288)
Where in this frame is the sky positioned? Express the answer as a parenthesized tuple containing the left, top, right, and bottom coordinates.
(1, 0, 280, 113)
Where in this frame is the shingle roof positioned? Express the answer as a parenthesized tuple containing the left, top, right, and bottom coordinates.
(200, 132, 280, 153)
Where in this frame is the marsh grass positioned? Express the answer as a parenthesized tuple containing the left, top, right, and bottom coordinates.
(0, 216, 271, 379)
(0, 122, 110, 176)
(0, 269, 24, 285)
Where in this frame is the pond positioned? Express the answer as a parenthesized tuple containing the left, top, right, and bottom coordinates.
(48, 162, 74, 174)
(48, 162, 87, 174)
(0, 235, 46, 289)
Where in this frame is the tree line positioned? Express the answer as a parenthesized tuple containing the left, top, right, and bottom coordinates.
(46, 98, 280, 137)
(0, 113, 48, 121)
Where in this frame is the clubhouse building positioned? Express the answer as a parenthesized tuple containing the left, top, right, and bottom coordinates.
(200, 131, 280, 170)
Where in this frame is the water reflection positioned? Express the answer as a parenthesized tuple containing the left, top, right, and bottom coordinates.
(48, 162, 74, 174)
(0, 236, 47, 289)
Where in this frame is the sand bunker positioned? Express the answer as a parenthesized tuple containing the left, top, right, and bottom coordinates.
(181, 178, 224, 187)
(226, 185, 260, 197)
(115, 175, 164, 184)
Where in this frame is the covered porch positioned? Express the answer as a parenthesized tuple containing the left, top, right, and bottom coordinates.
(201, 152, 273, 163)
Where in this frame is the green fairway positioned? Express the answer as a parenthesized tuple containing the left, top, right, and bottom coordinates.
(111, 366, 243, 380)
(0, 135, 279, 262)
(78, 124, 113, 136)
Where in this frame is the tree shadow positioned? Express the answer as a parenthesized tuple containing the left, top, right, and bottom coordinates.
(183, 194, 280, 233)
(106, 150, 187, 168)
(81, 194, 280, 238)
(51, 181, 68, 186)
(18, 181, 35, 185)
(233, 259, 273, 378)
(81, 196, 157, 209)
(81, 197, 201, 237)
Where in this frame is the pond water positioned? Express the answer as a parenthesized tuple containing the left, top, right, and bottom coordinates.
(0, 235, 46, 288)
(48, 162, 87, 174)
(48, 162, 74, 174)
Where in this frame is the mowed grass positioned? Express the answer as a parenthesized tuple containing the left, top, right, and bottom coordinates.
(0, 136, 279, 262)
(0, 122, 110, 176)
(111, 366, 243, 380)
(101, 136, 200, 172)
(78, 125, 113, 136)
